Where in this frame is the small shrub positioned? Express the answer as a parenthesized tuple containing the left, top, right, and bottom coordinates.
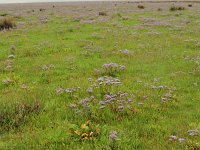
(99, 11, 107, 16)
(101, 63, 126, 76)
(0, 17, 16, 30)
(178, 6, 185, 10)
(0, 101, 41, 132)
(170, 6, 185, 11)
(157, 8, 162, 11)
(94, 63, 125, 77)
(0, 13, 8, 17)
(138, 5, 145, 9)
(39, 8, 45, 12)
(188, 4, 192, 7)
(170, 6, 176, 11)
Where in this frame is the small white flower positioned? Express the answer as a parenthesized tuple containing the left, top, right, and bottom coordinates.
(169, 135, 177, 141)
(152, 85, 157, 89)
(138, 102, 144, 105)
(21, 84, 28, 90)
(158, 85, 164, 89)
(187, 130, 198, 136)
(86, 87, 93, 93)
(56, 87, 64, 95)
(2, 79, 12, 85)
(193, 83, 198, 86)
(178, 138, 185, 144)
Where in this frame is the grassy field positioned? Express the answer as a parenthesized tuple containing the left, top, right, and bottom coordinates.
(0, 1, 200, 149)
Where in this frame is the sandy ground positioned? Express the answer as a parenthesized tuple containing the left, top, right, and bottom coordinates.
(0, 1, 200, 21)
(0, 1, 200, 10)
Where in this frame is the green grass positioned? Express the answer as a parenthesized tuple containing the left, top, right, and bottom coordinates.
(0, 6, 200, 150)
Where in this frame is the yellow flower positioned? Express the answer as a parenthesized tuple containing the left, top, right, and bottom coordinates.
(81, 124, 86, 129)
(90, 132, 94, 137)
(89, 137, 93, 140)
(74, 130, 81, 135)
(82, 137, 88, 140)
(96, 128, 100, 134)
(81, 133, 88, 137)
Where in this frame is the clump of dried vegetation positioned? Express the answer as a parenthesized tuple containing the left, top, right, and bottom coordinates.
(170, 6, 185, 11)
(99, 11, 108, 16)
(138, 5, 145, 9)
(0, 101, 41, 132)
(0, 17, 16, 30)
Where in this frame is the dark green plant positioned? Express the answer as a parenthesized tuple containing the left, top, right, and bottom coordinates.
(170, 6, 185, 11)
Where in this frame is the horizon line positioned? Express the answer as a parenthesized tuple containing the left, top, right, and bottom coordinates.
(0, 0, 199, 5)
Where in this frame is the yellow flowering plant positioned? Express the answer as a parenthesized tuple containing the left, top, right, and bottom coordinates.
(69, 121, 101, 141)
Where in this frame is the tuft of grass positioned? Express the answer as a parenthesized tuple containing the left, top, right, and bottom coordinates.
(137, 5, 145, 9)
(99, 11, 107, 16)
(0, 13, 8, 17)
(39, 8, 45, 12)
(0, 101, 42, 132)
(0, 17, 16, 30)
(170, 6, 185, 11)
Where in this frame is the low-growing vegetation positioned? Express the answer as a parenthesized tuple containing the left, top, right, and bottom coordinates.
(0, 17, 16, 30)
(0, 101, 41, 132)
(0, 1, 199, 150)
(170, 5, 185, 11)
(0, 13, 8, 16)
(99, 11, 107, 16)
(137, 5, 145, 9)
(188, 4, 192, 7)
